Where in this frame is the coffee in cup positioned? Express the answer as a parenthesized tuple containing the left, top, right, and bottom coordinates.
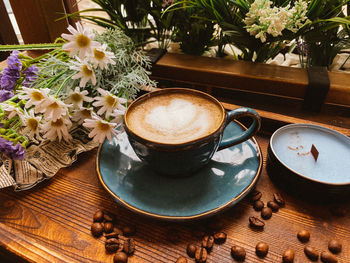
(124, 88, 261, 176)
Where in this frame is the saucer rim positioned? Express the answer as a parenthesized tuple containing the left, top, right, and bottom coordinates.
(96, 121, 263, 221)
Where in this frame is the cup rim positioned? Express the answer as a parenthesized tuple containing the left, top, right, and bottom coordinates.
(124, 88, 226, 147)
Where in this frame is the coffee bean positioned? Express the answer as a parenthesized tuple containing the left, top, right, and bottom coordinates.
(113, 251, 128, 263)
(267, 201, 279, 212)
(195, 247, 207, 263)
(321, 251, 338, 263)
(201, 235, 214, 252)
(187, 243, 197, 258)
(104, 232, 120, 239)
(249, 216, 265, 229)
(297, 229, 310, 243)
(261, 207, 272, 219)
(91, 222, 104, 237)
(105, 238, 120, 253)
(329, 206, 346, 217)
(104, 222, 114, 233)
(328, 239, 342, 254)
(104, 212, 115, 222)
(282, 249, 295, 263)
(273, 193, 285, 207)
(123, 238, 135, 255)
(253, 200, 264, 211)
(123, 225, 135, 236)
(93, 209, 104, 222)
(231, 245, 246, 261)
(304, 246, 319, 261)
(213, 232, 227, 244)
(255, 241, 269, 258)
(250, 190, 262, 202)
(176, 256, 188, 263)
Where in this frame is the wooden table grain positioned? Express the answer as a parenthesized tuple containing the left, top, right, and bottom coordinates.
(0, 128, 349, 263)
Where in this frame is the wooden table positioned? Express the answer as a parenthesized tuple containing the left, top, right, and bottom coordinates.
(0, 113, 349, 263)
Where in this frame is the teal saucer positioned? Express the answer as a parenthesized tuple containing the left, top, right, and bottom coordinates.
(96, 122, 262, 221)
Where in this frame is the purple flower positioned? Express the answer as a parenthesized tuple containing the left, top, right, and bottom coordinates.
(22, 65, 38, 87)
(0, 136, 26, 160)
(0, 90, 14, 102)
(0, 51, 22, 90)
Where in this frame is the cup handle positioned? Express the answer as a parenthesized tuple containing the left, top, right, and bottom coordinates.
(217, 107, 261, 151)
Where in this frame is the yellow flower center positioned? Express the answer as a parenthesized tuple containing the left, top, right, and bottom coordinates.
(94, 49, 106, 60)
(70, 93, 83, 103)
(27, 118, 38, 131)
(105, 95, 117, 107)
(51, 118, 63, 127)
(97, 121, 111, 132)
(49, 101, 60, 109)
(82, 65, 93, 76)
(32, 91, 44, 101)
(76, 34, 90, 48)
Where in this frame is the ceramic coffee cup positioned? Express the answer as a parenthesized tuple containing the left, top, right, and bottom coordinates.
(124, 88, 261, 175)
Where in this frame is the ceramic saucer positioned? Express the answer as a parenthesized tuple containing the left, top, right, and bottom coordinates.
(96, 122, 262, 221)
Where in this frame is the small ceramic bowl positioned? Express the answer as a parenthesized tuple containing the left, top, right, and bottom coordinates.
(267, 124, 350, 199)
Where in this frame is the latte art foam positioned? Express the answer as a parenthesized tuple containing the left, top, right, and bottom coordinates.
(126, 92, 223, 144)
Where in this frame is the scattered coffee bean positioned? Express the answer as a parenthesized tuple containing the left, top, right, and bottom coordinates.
(123, 238, 135, 255)
(104, 222, 114, 233)
(93, 209, 104, 222)
(261, 207, 272, 220)
(249, 216, 265, 229)
(231, 245, 246, 261)
(176, 256, 188, 263)
(321, 251, 338, 263)
(187, 243, 197, 258)
(253, 200, 264, 211)
(123, 225, 135, 236)
(282, 249, 295, 263)
(250, 190, 262, 202)
(113, 251, 128, 263)
(104, 212, 115, 222)
(297, 229, 310, 243)
(328, 239, 342, 254)
(105, 238, 120, 253)
(195, 247, 207, 263)
(104, 232, 120, 239)
(273, 193, 285, 207)
(255, 241, 269, 258)
(304, 246, 319, 261)
(267, 201, 279, 212)
(91, 222, 104, 237)
(329, 206, 346, 217)
(202, 235, 214, 252)
(213, 232, 227, 244)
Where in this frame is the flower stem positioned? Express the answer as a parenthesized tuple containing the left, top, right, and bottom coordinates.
(0, 43, 63, 52)
(55, 73, 76, 96)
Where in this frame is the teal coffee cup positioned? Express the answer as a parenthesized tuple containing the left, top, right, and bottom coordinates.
(124, 88, 261, 176)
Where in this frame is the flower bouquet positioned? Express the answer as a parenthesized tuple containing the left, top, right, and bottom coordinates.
(0, 23, 156, 190)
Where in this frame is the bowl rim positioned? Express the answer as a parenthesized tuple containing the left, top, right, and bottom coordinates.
(269, 123, 350, 186)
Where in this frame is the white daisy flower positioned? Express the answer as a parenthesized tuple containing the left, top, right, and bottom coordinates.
(66, 86, 93, 108)
(83, 116, 117, 144)
(20, 109, 42, 140)
(19, 87, 50, 109)
(92, 88, 127, 118)
(2, 103, 22, 119)
(92, 43, 116, 70)
(61, 22, 99, 59)
(70, 59, 96, 88)
(41, 116, 72, 142)
(37, 95, 70, 122)
(110, 109, 125, 124)
(71, 107, 95, 125)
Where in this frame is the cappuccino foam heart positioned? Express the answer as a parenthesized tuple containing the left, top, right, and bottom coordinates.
(126, 92, 223, 144)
